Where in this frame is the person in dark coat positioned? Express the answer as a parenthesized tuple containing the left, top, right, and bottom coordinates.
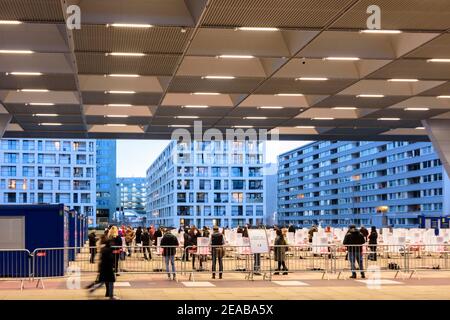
(274, 229, 288, 275)
(141, 228, 152, 260)
(343, 225, 366, 279)
(360, 226, 369, 242)
(210, 226, 225, 279)
(87, 240, 118, 299)
(368, 226, 378, 261)
(288, 224, 296, 233)
(108, 226, 122, 275)
(188, 226, 200, 270)
(153, 226, 163, 246)
(160, 228, 179, 280)
(88, 231, 97, 264)
(182, 227, 190, 262)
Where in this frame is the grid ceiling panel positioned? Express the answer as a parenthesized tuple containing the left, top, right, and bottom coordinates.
(0, 0, 64, 22)
(81, 92, 162, 106)
(0, 74, 77, 91)
(255, 79, 355, 95)
(169, 77, 264, 94)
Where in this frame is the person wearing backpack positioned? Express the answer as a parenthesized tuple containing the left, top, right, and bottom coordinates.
(343, 225, 366, 279)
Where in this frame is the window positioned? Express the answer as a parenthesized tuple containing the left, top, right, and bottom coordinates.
(231, 192, 243, 203)
(249, 180, 263, 190)
(231, 167, 243, 177)
(232, 180, 244, 190)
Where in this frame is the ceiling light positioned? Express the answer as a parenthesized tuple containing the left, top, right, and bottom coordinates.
(106, 124, 127, 127)
(105, 90, 135, 94)
(234, 125, 254, 128)
(415, 127, 426, 130)
(202, 75, 235, 79)
(437, 95, 450, 99)
(388, 79, 419, 82)
(108, 74, 140, 78)
(105, 115, 129, 118)
(312, 117, 334, 120)
(176, 116, 199, 119)
(192, 92, 221, 96)
(295, 77, 328, 81)
(39, 123, 62, 126)
(357, 94, 385, 98)
(378, 118, 400, 121)
(404, 107, 429, 111)
(324, 57, 360, 61)
(29, 103, 55, 106)
(109, 23, 153, 28)
(237, 27, 279, 32)
(0, 50, 33, 54)
(296, 126, 315, 129)
(244, 117, 267, 120)
(106, 104, 133, 107)
(259, 106, 283, 109)
(275, 93, 304, 97)
(19, 89, 49, 92)
(0, 20, 22, 25)
(183, 105, 209, 108)
(218, 55, 254, 59)
(107, 52, 146, 57)
(427, 59, 450, 63)
(8, 72, 43, 76)
(333, 107, 357, 110)
(33, 114, 58, 117)
(360, 29, 402, 34)
(169, 124, 191, 128)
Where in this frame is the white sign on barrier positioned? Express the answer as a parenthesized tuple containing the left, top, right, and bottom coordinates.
(197, 237, 210, 255)
(248, 229, 270, 254)
(237, 237, 252, 255)
(287, 232, 295, 245)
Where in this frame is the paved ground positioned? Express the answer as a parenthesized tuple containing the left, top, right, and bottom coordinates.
(1, 271, 450, 300)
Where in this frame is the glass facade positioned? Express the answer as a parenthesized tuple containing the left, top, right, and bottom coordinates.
(96, 140, 117, 228)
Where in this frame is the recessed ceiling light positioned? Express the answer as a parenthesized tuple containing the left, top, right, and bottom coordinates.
(388, 79, 419, 82)
(259, 106, 283, 109)
(39, 123, 62, 126)
(192, 92, 221, 96)
(106, 124, 127, 127)
(0, 20, 22, 25)
(333, 107, 357, 110)
(437, 95, 450, 99)
(0, 49, 33, 54)
(404, 107, 430, 111)
(19, 89, 49, 92)
(202, 75, 235, 79)
(360, 29, 402, 34)
(295, 77, 328, 81)
(106, 104, 133, 107)
(378, 118, 400, 121)
(183, 105, 209, 108)
(244, 117, 267, 120)
(169, 124, 191, 128)
(296, 126, 315, 129)
(275, 93, 304, 97)
(176, 116, 199, 119)
(33, 113, 58, 117)
(108, 23, 153, 28)
(105, 115, 129, 118)
(357, 94, 385, 98)
(108, 74, 140, 78)
(237, 27, 279, 32)
(105, 90, 136, 94)
(233, 125, 254, 128)
(324, 57, 360, 61)
(8, 72, 43, 76)
(415, 127, 426, 130)
(312, 117, 334, 120)
(29, 103, 55, 106)
(107, 52, 146, 57)
(218, 55, 254, 59)
(427, 59, 450, 63)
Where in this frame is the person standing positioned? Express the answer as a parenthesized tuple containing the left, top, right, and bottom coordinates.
(108, 226, 122, 276)
(160, 228, 179, 280)
(88, 231, 98, 264)
(274, 229, 288, 275)
(211, 226, 225, 279)
(360, 226, 369, 242)
(141, 228, 152, 260)
(182, 227, 190, 262)
(368, 226, 378, 261)
(125, 226, 135, 257)
(343, 225, 366, 279)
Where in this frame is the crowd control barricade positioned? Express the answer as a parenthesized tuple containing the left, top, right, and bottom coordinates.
(333, 244, 409, 279)
(183, 245, 255, 281)
(268, 244, 333, 280)
(0, 249, 32, 290)
(405, 244, 450, 279)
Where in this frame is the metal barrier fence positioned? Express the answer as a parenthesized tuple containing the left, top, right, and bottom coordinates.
(2, 244, 450, 287)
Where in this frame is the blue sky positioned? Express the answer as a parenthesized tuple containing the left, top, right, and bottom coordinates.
(116, 140, 312, 177)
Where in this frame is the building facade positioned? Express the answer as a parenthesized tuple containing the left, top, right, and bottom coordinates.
(0, 138, 97, 226)
(278, 141, 450, 228)
(117, 177, 147, 226)
(96, 140, 117, 228)
(146, 140, 265, 228)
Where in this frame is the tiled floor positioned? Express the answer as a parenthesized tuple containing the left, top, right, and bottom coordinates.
(1, 272, 450, 300)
